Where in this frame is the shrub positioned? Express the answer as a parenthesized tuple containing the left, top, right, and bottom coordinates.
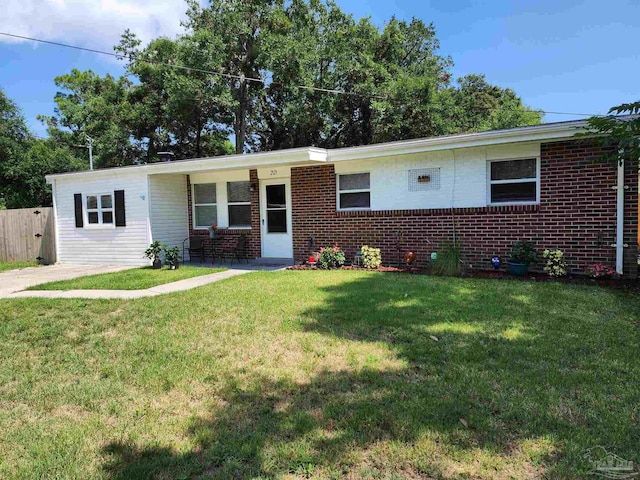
(431, 240, 462, 276)
(585, 263, 615, 278)
(143, 241, 165, 262)
(318, 246, 345, 269)
(543, 249, 567, 277)
(361, 245, 382, 269)
(509, 240, 537, 264)
(164, 246, 180, 265)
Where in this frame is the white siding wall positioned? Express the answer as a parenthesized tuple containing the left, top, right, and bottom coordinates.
(53, 172, 150, 265)
(149, 174, 189, 251)
(333, 143, 540, 210)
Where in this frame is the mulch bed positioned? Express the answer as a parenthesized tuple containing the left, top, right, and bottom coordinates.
(287, 263, 640, 293)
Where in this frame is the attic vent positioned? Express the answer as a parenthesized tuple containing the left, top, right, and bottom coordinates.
(408, 168, 441, 191)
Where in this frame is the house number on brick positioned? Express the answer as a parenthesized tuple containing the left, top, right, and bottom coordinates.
(270, 170, 278, 176)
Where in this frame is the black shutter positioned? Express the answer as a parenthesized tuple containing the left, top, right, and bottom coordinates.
(74, 194, 83, 228)
(114, 190, 126, 227)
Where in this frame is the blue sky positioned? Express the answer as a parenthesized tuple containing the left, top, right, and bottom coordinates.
(1, 0, 638, 137)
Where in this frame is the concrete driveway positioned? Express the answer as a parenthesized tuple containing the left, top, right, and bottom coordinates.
(0, 264, 133, 297)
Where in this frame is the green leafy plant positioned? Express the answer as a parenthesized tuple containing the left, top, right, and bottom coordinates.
(431, 240, 462, 276)
(164, 246, 180, 265)
(143, 241, 165, 262)
(543, 249, 567, 277)
(509, 240, 537, 265)
(361, 245, 382, 269)
(318, 246, 345, 269)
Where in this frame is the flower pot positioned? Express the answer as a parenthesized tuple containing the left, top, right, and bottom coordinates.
(170, 260, 179, 270)
(152, 259, 162, 269)
(508, 262, 529, 276)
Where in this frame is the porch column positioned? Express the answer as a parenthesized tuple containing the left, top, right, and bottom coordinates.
(249, 169, 261, 258)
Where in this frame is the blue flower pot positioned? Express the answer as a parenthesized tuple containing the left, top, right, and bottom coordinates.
(508, 262, 529, 276)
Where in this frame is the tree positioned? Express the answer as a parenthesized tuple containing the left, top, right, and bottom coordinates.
(116, 32, 234, 160)
(1, 89, 84, 207)
(42, 0, 541, 165)
(584, 101, 640, 165)
(184, 0, 282, 153)
(39, 70, 139, 168)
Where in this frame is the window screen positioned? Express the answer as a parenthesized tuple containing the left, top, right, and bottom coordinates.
(227, 181, 251, 227)
(338, 173, 370, 209)
(489, 158, 538, 204)
(193, 183, 217, 228)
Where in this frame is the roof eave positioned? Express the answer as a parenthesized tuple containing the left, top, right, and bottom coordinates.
(46, 147, 329, 182)
(328, 122, 591, 162)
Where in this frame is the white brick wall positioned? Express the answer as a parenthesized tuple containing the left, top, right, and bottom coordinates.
(333, 143, 540, 210)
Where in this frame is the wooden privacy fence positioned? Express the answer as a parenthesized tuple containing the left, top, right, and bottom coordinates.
(0, 208, 56, 264)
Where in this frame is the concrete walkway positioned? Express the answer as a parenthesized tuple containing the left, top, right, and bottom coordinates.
(0, 264, 132, 297)
(7, 268, 255, 299)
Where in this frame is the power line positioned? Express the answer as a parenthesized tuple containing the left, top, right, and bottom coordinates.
(1, 31, 606, 117)
(0, 31, 390, 101)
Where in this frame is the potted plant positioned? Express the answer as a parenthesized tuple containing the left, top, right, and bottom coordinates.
(164, 246, 181, 270)
(144, 241, 165, 269)
(508, 240, 537, 276)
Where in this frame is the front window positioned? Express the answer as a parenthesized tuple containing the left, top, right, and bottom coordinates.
(86, 194, 113, 225)
(227, 181, 251, 228)
(193, 183, 217, 229)
(338, 173, 370, 209)
(489, 158, 538, 204)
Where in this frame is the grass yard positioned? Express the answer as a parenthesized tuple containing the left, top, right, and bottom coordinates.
(0, 261, 37, 272)
(28, 265, 226, 290)
(1, 271, 639, 479)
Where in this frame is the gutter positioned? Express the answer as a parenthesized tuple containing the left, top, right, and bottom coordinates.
(613, 150, 628, 275)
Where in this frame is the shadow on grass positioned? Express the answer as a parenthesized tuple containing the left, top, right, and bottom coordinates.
(102, 273, 640, 479)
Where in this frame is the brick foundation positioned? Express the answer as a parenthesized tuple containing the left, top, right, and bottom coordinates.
(291, 140, 638, 277)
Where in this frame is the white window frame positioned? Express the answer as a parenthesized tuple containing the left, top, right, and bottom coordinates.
(192, 183, 218, 230)
(487, 157, 540, 206)
(84, 193, 114, 228)
(336, 172, 371, 211)
(227, 181, 252, 229)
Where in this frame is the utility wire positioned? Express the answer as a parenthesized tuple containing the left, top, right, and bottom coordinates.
(0, 31, 604, 116)
(0, 31, 390, 101)
(0, 31, 605, 116)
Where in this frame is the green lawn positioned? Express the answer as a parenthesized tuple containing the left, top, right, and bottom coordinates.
(1, 271, 639, 479)
(0, 261, 37, 272)
(28, 265, 226, 290)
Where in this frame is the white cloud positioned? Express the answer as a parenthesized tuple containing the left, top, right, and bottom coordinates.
(0, 0, 192, 51)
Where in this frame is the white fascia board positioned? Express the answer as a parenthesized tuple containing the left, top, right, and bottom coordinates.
(327, 122, 591, 162)
(46, 147, 329, 183)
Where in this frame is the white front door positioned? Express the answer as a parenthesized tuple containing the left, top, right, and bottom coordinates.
(260, 178, 293, 258)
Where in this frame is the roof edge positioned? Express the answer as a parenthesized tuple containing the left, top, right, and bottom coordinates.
(46, 119, 597, 183)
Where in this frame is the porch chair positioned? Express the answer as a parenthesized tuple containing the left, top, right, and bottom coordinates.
(183, 236, 206, 263)
(231, 235, 249, 265)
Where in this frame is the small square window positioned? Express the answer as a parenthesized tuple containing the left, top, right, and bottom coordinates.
(488, 158, 538, 204)
(338, 173, 370, 210)
(85, 193, 113, 226)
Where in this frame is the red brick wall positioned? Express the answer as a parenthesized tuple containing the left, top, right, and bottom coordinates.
(186, 171, 261, 260)
(291, 140, 639, 277)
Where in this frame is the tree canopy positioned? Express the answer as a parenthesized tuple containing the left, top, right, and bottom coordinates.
(584, 101, 640, 165)
(40, 0, 541, 167)
(0, 89, 85, 208)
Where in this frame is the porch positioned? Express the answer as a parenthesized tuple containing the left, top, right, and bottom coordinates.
(147, 167, 295, 264)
